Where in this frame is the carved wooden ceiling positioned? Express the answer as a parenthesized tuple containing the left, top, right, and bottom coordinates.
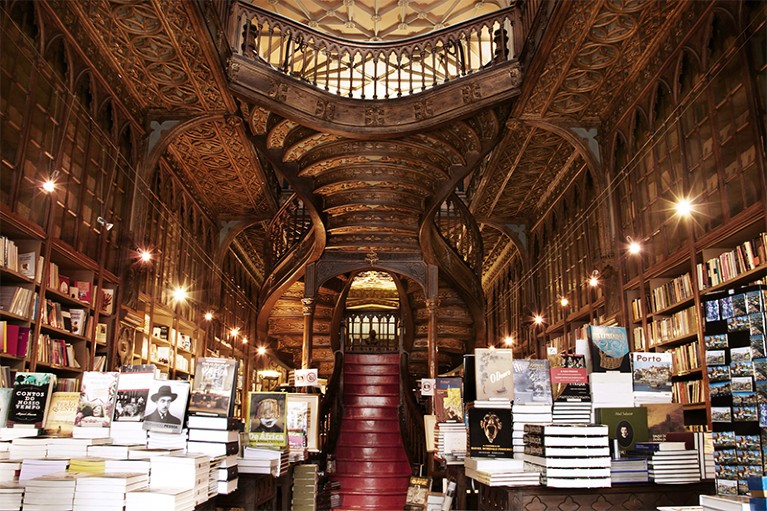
(51, 0, 696, 287)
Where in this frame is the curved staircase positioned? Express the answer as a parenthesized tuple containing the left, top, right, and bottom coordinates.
(333, 353, 411, 510)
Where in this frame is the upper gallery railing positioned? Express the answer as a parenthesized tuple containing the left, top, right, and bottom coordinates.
(268, 194, 312, 267)
(229, 2, 521, 99)
(434, 194, 483, 274)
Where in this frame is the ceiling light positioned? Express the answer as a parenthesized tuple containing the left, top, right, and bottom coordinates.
(42, 180, 56, 193)
(675, 198, 693, 217)
(627, 236, 641, 255)
(138, 249, 152, 263)
(172, 286, 187, 303)
(96, 216, 114, 231)
(503, 336, 513, 346)
(257, 346, 266, 356)
(230, 327, 240, 338)
(588, 270, 600, 287)
(533, 314, 544, 325)
(204, 312, 213, 321)
(560, 297, 569, 307)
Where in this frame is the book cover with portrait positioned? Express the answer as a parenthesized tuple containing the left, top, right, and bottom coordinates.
(74, 371, 119, 429)
(142, 379, 190, 434)
(248, 391, 288, 447)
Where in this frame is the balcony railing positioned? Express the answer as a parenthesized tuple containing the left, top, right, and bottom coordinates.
(229, 2, 520, 99)
(267, 194, 312, 267)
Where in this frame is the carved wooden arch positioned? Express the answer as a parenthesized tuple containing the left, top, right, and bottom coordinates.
(523, 119, 604, 193)
(476, 218, 530, 276)
(311, 259, 428, 299)
(42, 32, 73, 90)
(702, 6, 740, 70)
(673, 48, 705, 103)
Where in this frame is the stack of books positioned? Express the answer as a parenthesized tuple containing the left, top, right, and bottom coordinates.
(550, 354, 592, 424)
(9, 436, 49, 459)
(73, 472, 149, 511)
(127, 447, 185, 459)
(109, 422, 147, 446)
(47, 437, 110, 459)
(434, 422, 466, 464)
(292, 463, 319, 511)
(87, 444, 142, 459)
(464, 456, 539, 487)
(214, 456, 238, 495)
(635, 441, 701, 484)
(147, 429, 188, 450)
(610, 457, 649, 484)
(511, 403, 552, 454)
(239, 446, 288, 476)
(22, 471, 80, 510)
(0, 482, 23, 510)
(125, 487, 195, 511)
(699, 494, 750, 511)
(150, 454, 210, 506)
(0, 461, 20, 482)
(512, 359, 554, 454)
(104, 459, 151, 476)
(186, 416, 241, 459)
(68, 458, 106, 475)
(18, 458, 69, 481)
(590, 372, 633, 412)
(523, 423, 611, 488)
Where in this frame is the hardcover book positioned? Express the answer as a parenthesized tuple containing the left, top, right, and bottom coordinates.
(75, 371, 119, 428)
(550, 365, 590, 402)
(631, 352, 672, 394)
(643, 403, 685, 441)
(404, 476, 432, 510)
(142, 379, 190, 434)
(113, 368, 156, 423)
(468, 407, 513, 457)
(434, 377, 463, 422)
(43, 391, 80, 436)
(474, 348, 514, 401)
(595, 406, 648, 451)
(588, 325, 630, 372)
(512, 359, 552, 405)
(247, 391, 288, 447)
(7, 372, 55, 428)
(287, 394, 320, 451)
(188, 357, 238, 417)
(0, 387, 12, 428)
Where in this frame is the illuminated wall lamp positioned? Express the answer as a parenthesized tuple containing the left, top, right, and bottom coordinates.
(96, 216, 114, 231)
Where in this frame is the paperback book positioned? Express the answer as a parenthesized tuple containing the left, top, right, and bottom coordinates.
(247, 391, 288, 447)
(588, 325, 630, 372)
(595, 407, 648, 452)
(113, 368, 155, 423)
(434, 377, 463, 422)
(512, 359, 552, 405)
(468, 407, 513, 457)
(189, 357, 238, 417)
(74, 371, 119, 428)
(474, 348, 514, 401)
(142, 380, 190, 434)
(43, 391, 80, 436)
(7, 373, 55, 428)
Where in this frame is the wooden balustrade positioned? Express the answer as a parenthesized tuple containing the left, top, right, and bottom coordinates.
(230, 2, 519, 99)
(434, 194, 483, 274)
(398, 352, 427, 471)
(319, 350, 344, 453)
(267, 194, 312, 267)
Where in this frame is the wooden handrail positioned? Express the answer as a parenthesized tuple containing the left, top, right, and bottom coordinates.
(267, 193, 312, 268)
(319, 350, 344, 453)
(434, 193, 483, 275)
(398, 351, 427, 471)
(230, 3, 520, 99)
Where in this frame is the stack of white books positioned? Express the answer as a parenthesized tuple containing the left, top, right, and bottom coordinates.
(213, 455, 238, 495)
(207, 456, 224, 498)
(109, 422, 147, 446)
(610, 457, 649, 484)
(646, 444, 701, 484)
(464, 456, 539, 487)
(9, 437, 49, 459)
(150, 454, 210, 505)
(523, 424, 611, 488)
(18, 458, 69, 481)
(590, 372, 633, 413)
(0, 461, 20, 482)
(73, 472, 149, 511)
(511, 403, 553, 454)
(47, 437, 111, 459)
(0, 482, 23, 510)
(239, 447, 288, 476)
(87, 444, 143, 459)
(0, 427, 42, 440)
(0, 441, 10, 459)
(147, 429, 188, 450)
(22, 471, 80, 510)
(434, 422, 466, 464)
(292, 463, 318, 511)
(104, 459, 151, 476)
(127, 447, 184, 460)
(125, 487, 195, 511)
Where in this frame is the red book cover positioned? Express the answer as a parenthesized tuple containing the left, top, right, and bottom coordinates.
(4, 324, 19, 356)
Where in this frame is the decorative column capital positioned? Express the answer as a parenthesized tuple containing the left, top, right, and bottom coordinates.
(301, 297, 316, 315)
(425, 298, 440, 313)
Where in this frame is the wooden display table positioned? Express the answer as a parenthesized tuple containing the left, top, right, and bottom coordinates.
(215, 473, 278, 510)
(478, 481, 715, 510)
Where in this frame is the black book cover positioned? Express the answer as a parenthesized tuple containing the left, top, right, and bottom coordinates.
(7, 372, 55, 428)
(468, 407, 513, 457)
(463, 354, 476, 404)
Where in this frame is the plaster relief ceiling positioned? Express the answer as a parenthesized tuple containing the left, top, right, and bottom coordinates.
(252, 0, 510, 41)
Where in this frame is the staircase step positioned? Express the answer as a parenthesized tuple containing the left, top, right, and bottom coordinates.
(344, 363, 402, 375)
(343, 406, 400, 420)
(332, 474, 410, 493)
(344, 383, 399, 396)
(345, 353, 400, 365)
(335, 459, 412, 475)
(343, 395, 399, 408)
(335, 445, 410, 461)
(337, 492, 407, 510)
(338, 419, 401, 433)
(337, 431, 403, 447)
(343, 374, 399, 385)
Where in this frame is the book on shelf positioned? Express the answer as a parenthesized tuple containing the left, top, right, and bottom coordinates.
(142, 380, 190, 434)
(474, 348, 514, 401)
(43, 391, 80, 437)
(188, 357, 238, 417)
(95, 323, 108, 344)
(7, 372, 55, 429)
(434, 377, 463, 423)
(99, 288, 114, 316)
(68, 309, 88, 337)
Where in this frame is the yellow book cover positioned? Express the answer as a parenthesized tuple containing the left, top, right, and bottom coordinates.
(44, 391, 80, 437)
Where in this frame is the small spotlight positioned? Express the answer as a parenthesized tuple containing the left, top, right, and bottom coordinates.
(204, 312, 213, 321)
(627, 236, 641, 255)
(675, 198, 693, 217)
(257, 346, 266, 356)
(242, 337, 248, 344)
(588, 270, 600, 288)
(230, 327, 240, 338)
(533, 314, 544, 325)
(503, 336, 513, 346)
(42, 180, 56, 193)
(138, 249, 152, 263)
(172, 286, 187, 303)
(96, 216, 114, 231)
(560, 297, 569, 307)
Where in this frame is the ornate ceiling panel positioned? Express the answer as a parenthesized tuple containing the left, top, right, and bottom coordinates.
(248, 0, 508, 41)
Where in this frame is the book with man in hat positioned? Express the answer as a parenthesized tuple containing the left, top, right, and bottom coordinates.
(142, 380, 190, 434)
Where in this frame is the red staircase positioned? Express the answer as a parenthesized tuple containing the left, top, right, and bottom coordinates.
(333, 353, 411, 510)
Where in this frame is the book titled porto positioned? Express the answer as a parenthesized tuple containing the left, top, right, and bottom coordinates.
(7, 372, 55, 428)
(588, 325, 630, 372)
(189, 357, 237, 417)
(468, 407, 513, 457)
(474, 348, 514, 401)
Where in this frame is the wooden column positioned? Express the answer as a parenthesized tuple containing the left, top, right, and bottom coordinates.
(426, 297, 439, 379)
(301, 297, 315, 369)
